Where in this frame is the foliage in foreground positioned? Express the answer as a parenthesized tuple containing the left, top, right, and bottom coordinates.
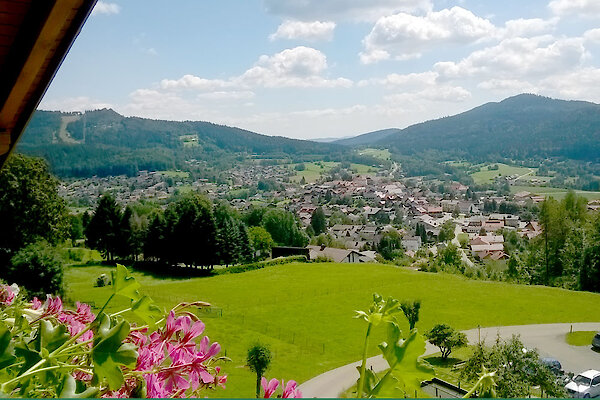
(354, 294, 433, 398)
(460, 335, 566, 398)
(0, 265, 228, 398)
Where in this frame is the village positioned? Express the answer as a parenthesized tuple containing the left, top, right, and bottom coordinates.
(55, 159, 598, 270)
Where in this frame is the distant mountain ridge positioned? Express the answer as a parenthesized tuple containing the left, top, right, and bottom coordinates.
(18, 109, 344, 177)
(336, 94, 600, 162)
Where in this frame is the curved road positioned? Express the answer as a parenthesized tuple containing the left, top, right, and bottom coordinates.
(298, 322, 600, 398)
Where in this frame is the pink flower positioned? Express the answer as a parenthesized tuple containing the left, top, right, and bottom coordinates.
(167, 321, 205, 362)
(215, 367, 227, 389)
(31, 297, 42, 310)
(158, 363, 190, 393)
(282, 380, 302, 398)
(161, 311, 184, 342)
(197, 336, 221, 362)
(144, 374, 170, 398)
(262, 377, 280, 399)
(0, 285, 15, 306)
(74, 302, 95, 323)
(44, 295, 63, 315)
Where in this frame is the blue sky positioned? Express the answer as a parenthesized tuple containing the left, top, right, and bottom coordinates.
(41, 0, 600, 139)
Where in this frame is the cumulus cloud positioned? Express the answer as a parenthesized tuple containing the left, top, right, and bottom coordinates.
(434, 36, 587, 80)
(263, 0, 432, 22)
(500, 18, 558, 38)
(270, 20, 336, 42)
(384, 86, 471, 103)
(360, 7, 496, 63)
(92, 1, 120, 16)
(549, 0, 600, 17)
(584, 28, 600, 43)
(161, 47, 352, 90)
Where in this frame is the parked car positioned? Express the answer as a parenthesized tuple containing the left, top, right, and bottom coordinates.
(541, 357, 563, 376)
(565, 370, 600, 398)
(592, 332, 600, 350)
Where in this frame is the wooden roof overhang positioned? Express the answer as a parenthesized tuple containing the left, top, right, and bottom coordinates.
(0, 0, 97, 168)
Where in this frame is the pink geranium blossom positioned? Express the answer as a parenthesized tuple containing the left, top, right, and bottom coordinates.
(282, 380, 302, 398)
(31, 297, 42, 310)
(262, 377, 280, 398)
(0, 285, 15, 306)
(44, 295, 63, 315)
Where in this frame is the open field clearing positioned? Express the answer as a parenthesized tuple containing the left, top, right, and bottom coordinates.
(65, 262, 600, 398)
(511, 185, 600, 200)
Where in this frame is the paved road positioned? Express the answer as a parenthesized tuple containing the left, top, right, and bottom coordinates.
(298, 322, 600, 398)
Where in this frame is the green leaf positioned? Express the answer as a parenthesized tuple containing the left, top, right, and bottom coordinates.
(111, 264, 141, 301)
(91, 314, 138, 390)
(131, 295, 163, 329)
(376, 324, 433, 397)
(0, 324, 16, 370)
(36, 320, 70, 353)
(58, 375, 99, 398)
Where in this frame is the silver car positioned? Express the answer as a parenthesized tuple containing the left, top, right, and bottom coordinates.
(593, 332, 600, 350)
(565, 370, 600, 398)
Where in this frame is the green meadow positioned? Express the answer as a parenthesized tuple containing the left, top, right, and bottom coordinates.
(511, 185, 600, 200)
(65, 262, 600, 398)
(471, 163, 536, 184)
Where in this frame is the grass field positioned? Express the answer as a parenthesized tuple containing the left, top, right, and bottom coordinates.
(64, 263, 600, 398)
(565, 331, 597, 346)
(350, 163, 378, 175)
(358, 148, 391, 161)
(289, 162, 337, 183)
(471, 163, 536, 184)
(511, 185, 600, 200)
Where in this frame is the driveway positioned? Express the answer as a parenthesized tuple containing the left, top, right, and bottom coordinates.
(298, 322, 600, 398)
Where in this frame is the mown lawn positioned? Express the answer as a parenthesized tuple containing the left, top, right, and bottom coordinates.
(565, 331, 597, 346)
(64, 263, 600, 398)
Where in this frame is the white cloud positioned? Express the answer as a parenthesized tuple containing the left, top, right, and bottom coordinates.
(500, 18, 558, 38)
(196, 91, 255, 100)
(270, 20, 336, 42)
(161, 47, 352, 90)
(92, 2, 120, 16)
(40, 96, 114, 112)
(360, 7, 496, 63)
(263, 0, 432, 22)
(549, 0, 600, 17)
(584, 28, 600, 43)
(434, 36, 587, 80)
(538, 67, 600, 100)
(384, 86, 471, 103)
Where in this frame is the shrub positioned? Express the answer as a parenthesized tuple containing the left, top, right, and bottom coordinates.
(217, 256, 307, 275)
(9, 241, 64, 299)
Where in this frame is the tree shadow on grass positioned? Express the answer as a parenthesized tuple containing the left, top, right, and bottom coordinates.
(423, 356, 463, 369)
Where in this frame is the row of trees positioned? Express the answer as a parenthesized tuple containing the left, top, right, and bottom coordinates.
(85, 194, 309, 268)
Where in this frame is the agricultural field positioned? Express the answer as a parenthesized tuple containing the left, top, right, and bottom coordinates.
(289, 161, 338, 183)
(350, 163, 378, 175)
(470, 163, 537, 185)
(65, 262, 600, 398)
(357, 148, 391, 161)
(511, 185, 600, 201)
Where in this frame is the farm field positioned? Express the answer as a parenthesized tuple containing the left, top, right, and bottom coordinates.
(289, 161, 337, 183)
(357, 148, 391, 161)
(511, 185, 600, 200)
(470, 163, 537, 184)
(64, 263, 600, 398)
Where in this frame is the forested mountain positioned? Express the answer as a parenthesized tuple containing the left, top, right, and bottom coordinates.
(335, 128, 401, 147)
(18, 109, 343, 177)
(338, 94, 600, 162)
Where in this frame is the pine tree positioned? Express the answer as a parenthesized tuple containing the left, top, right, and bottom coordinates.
(86, 194, 122, 261)
(311, 207, 327, 235)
